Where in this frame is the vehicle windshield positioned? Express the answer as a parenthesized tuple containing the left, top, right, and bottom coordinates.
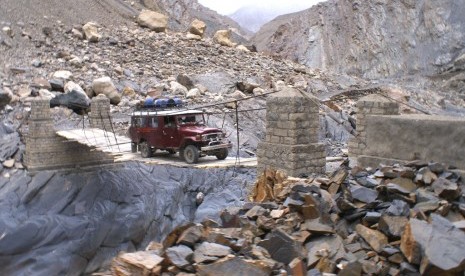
(177, 114, 205, 126)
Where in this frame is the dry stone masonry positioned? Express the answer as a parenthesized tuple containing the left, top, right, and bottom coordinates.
(24, 98, 114, 171)
(257, 87, 325, 177)
(89, 94, 113, 131)
(348, 94, 399, 158)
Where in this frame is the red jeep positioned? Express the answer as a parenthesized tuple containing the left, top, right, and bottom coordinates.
(129, 109, 232, 163)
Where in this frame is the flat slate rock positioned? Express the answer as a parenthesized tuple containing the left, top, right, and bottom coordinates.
(196, 257, 271, 276)
(350, 185, 378, 203)
(258, 228, 304, 264)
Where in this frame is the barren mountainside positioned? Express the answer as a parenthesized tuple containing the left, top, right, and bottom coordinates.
(252, 0, 465, 80)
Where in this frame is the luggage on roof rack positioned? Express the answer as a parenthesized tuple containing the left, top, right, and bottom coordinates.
(141, 97, 183, 110)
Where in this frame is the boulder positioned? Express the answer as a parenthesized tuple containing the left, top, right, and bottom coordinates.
(50, 88, 91, 114)
(71, 28, 84, 40)
(378, 215, 408, 238)
(64, 81, 85, 95)
(355, 224, 388, 253)
(92, 77, 121, 105)
(52, 70, 73, 81)
(258, 229, 304, 264)
(189, 19, 206, 37)
(186, 88, 201, 99)
(0, 88, 13, 109)
(49, 79, 65, 92)
(193, 242, 232, 263)
(0, 123, 20, 162)
(165, 245, 193, 269)
(186, 33, 202, 41)
(82, 22, 101, 42)
(3, 159, 15, 168)
(401, 215, 465, 273)
(176, 74, 194, 90)
(236, 45, 250, 52)
(350, 185, 378, 203)
(170, 81, 188, 96)
(213, 30, 236, 47)
(111, 251, 163, 275)
(197, 257, 271, 276)
(137, 10, 168, 32)
(431, 178, 461, 200)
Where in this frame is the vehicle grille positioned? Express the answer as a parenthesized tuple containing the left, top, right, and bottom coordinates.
(204, 133, 222, 143)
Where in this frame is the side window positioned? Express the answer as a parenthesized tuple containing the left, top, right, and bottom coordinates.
(149, 117, 159, 128)
(164, 116, 176, 128)
(132, 117, 146, 127)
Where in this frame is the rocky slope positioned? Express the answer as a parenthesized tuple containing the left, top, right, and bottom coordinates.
(252, 0, 465, 82)
(139, 0, 252, 40)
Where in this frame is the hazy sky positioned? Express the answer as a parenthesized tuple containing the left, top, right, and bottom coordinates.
(198, 0, 325, 15)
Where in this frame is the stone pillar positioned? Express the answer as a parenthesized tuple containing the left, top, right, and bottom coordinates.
(89, 94, 112, 130)
(348, 94, 399, 158)
(24, 98, 57, 170)
(257, 87, 326, 177)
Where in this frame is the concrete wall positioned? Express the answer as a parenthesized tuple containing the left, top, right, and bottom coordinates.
(257, 87, 325, 177)
(24, 97, 114, 172)
(350, 95, 465, 170)
(360, 114, 465, 169)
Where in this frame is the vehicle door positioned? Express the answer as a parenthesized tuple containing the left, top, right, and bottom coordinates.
(131, 116, 149, 142)
(146, 116, 162, 148)
(161, 116, 181, 148)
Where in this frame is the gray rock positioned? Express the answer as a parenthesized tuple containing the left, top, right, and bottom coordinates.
(431, 177, 461, 200)
(384, 200, 410, 217)
(301, 219, 334, 234)
(166, 245, 193, 268)
(49, 79, 65, 92)
(245, 205, 267, 219)
(0, 88, 13, 109)
(258, 229, 304, 264)
(401, 215, 465, 273)
(82, 22, 101, 42)
(92, 77, 121, 105)
(0, 124, 20, 162)
(350, 185, 378, 203)
(305, 234, 346, 267)
(50, 88, 91, 114)
(176, 74, 194, 90)
(191, 72, 237, 95)
(378, 215, 408, 238)
(137, 10, 168, 32)
(197, 256, 271, 276)
(193, 242, 231, 263)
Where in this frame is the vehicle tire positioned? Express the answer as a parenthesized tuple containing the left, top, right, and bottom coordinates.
(131, 143, 137, 153)
(167, 149, 176, 155)
(215, 148, 228, 160)
(140, 141, 152, 158)
(182, 145, 199, 164)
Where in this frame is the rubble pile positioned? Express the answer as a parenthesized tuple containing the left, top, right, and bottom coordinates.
(110, 161, 465, 275)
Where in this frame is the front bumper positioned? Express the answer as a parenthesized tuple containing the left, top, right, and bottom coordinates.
(201, 142, 232, 152)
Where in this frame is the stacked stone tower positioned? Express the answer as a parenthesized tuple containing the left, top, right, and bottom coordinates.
(24, 97, 114, 172)
(257, 87, 326, 177)
(89, 94, 112, 130)
(348, 94, 399, 158)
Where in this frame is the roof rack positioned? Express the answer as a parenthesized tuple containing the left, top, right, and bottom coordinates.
(135, 98, 184, 111)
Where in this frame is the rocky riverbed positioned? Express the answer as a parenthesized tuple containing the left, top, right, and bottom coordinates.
(0, 162, 255, 275)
